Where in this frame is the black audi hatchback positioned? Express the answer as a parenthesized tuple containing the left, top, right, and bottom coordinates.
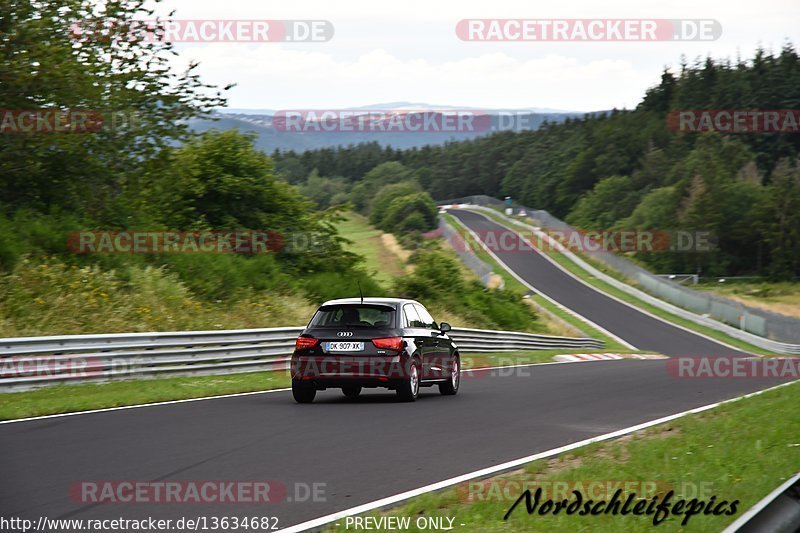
(290, 298, 460, 403)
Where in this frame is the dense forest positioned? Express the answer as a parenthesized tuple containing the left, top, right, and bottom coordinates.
(273, 46, 800, 279)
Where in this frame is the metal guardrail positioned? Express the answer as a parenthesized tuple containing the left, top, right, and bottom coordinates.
(448, 326, 602, 353)
(723, 472, 800, 532)
(0, 327, 305, 391)
(442, 197, 800, 354)
(0, 326, 603, 391)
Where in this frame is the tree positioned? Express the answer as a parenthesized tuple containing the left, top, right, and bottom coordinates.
(0, 0, 229, 217)
(566, 175, 641, 228)
(349, 161, 415, 212)
(369, 181, 420, 226)
(379, 192, 438, 234)
(763, 159, 800, 278)
(299, 169, 349, 210)
(673, 135, 765, 274)
(622, 187, 681, 229)
(156, 130, 310, 231)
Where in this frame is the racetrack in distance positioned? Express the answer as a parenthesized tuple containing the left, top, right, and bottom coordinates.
(448, 208, 751, 357)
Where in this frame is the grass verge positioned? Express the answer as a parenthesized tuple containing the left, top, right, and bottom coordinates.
(328, 380, 800, 532)
(0, 370, 291, 421)
(335, 211, 406, 288)
(695, 281, 800, 320)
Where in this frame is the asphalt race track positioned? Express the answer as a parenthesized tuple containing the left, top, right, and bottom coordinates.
(0, 210, 787, 531)
(448, 209, 751, 357)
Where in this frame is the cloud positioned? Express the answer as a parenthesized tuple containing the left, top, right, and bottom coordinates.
(174, 45, 650, 111)
(155, 0, 798, 110)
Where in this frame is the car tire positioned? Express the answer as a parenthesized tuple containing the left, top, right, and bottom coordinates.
(292, 379, 316, 403)
(439, 356, 460, 396)
(396, 360, 420, 402)
(342, 385, 362, 398)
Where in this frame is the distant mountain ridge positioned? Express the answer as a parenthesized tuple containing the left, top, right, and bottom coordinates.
(224, 102, 581, 114)
(188, 104, 591, 152)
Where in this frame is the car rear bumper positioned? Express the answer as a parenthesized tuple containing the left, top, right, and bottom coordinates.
(291, 354, 412, 386)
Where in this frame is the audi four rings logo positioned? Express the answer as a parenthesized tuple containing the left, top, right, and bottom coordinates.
(337, 332, 353, 337)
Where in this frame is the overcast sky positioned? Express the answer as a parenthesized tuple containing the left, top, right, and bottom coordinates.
(155, 0, 799, 112)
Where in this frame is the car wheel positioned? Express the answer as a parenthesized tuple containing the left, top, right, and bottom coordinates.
(292, 379, 316, 403)
(396, 360, 420, 402)
(439, 356, 460, 396)
(342, 385, 362, 398)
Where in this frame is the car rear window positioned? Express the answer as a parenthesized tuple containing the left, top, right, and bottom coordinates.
(309, 305, 396, 328)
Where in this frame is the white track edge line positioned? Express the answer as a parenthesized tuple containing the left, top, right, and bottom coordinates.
(0, 387, 292, 425)
(278, 380, 799, 533)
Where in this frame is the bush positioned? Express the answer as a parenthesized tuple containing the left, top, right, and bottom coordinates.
(395, 249, 463, 300)
(369, 181, 420, 227)
(302, 271, 386, 304)
(0, 215, 24, 272)
(380, 192, 438, 234)
(0, 259, 193, 335)
(395, 249, 539, 331)
(460, 285, 539, 330)
(161, 253, 289, 301)
(350, 162, 416, 211)
(0, 210, 87, 272)
(395, 211, 429, 233)
(0, 258, 318, 336)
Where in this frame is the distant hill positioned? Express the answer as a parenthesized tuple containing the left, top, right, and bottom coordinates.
(188, 104, 588, 152)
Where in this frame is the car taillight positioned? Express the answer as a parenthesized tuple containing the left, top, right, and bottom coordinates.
(295, 336, 318, 350)
(372, 337, 403, 352)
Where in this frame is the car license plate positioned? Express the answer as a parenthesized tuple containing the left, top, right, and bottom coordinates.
(326, 341, 364, 352)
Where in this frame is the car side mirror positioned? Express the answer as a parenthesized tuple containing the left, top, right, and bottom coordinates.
(439, 322, 451, 333)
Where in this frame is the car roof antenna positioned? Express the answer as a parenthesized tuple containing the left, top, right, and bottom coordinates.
(357, 279, 364, 304)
